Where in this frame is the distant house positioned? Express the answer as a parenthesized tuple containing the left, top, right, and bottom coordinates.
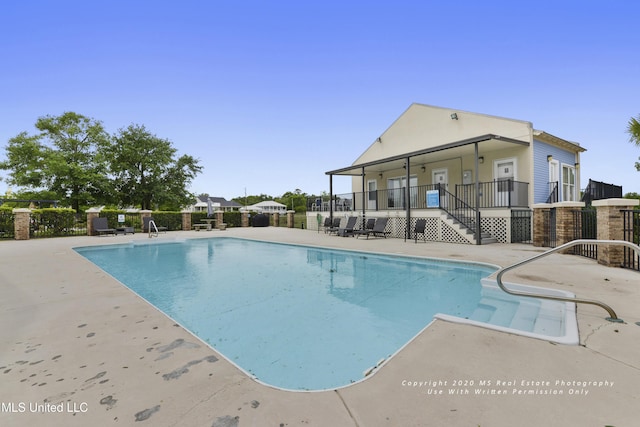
(246, 200, 287, 214)
(320, 103, 587, 244)
(190, 196, 243, 213)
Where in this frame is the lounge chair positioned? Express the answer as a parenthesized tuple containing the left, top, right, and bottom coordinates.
(358, 217, 390, 239)
(327, 217, 342, 234)
(92, 217, 116, 236)
(414, 218, 427, 243)
(143, 217, 168, 233)
(321, 217, 332, 233)
(353, 218, 375, 239)
(337, 217, 357, 237)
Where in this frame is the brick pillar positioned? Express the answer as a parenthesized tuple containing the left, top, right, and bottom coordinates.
(532, 204, 552, 247)
(86, 210, 100, 236)
(181, 211, 192, 231)
(287, 210, 295, 228)
(273, 212, 279, 227)
(241, 211, 249, 227)
(554, 201, 585, 251)
(12, 208, 31, 240)
(215, 210, 224, 229)
(593, 198, 640, 267)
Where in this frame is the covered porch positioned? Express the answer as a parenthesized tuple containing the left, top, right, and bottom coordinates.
(315, 134, 534, 244)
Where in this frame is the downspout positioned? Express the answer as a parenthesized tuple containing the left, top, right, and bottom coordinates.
(474, 143, 481, 245)
(405, 156, 411, 242)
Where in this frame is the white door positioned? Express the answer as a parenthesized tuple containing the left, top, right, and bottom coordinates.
(432, 169, 448, 208)
(367, 180, 377, 210)
(495, 159, 515, 207)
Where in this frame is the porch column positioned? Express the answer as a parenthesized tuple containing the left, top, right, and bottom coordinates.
(329, 174, 333, 222)
(405, 156, 411, 241)
(361, 167, 366, 226)
(474, 142, 481, 245)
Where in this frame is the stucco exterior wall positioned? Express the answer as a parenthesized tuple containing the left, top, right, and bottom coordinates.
(352, 103, 533, 165)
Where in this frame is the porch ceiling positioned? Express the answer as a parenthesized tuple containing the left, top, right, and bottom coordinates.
(326, 133, 529, 176)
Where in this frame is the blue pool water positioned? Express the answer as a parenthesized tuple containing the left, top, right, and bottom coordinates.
(74, 237, 572, 390)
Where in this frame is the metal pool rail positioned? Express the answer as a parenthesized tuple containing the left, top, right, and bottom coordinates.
(495, 239, 640, 323)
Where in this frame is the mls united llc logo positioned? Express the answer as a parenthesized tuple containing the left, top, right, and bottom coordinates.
(2, 401, 88, 414)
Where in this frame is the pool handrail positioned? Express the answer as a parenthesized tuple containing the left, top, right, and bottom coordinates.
(148, 219, 159, 238)
(495, 239, 640, 322)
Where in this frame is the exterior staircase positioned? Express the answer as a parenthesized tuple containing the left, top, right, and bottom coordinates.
(437, 185, 498, 245)
(439, 210, 498, 245)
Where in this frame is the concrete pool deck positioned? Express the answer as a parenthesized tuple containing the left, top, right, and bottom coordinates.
(1, 227, 639, 426)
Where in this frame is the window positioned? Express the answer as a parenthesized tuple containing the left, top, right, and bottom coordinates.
(387, 175, 417, 208)
(562, 164, 576, 201)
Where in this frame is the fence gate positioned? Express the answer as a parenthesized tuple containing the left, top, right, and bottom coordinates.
(572, 208, 597, 259)
(511, 209, 532, 243)
(543, 208, 556, 247)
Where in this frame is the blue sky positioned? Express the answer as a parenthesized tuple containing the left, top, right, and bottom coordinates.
(1, 1, 639, 200)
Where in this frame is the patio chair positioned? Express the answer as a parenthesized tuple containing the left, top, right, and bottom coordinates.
(321, 216, 332, 233)
(337, 216, 358, 237)
(353, 218, 375, 239)
(143, 217, 168, 233)
(327, 217, 342, 234)
(359, 217, 390, 239)
(92, 217, 116, 236)
(414, 218, 427, 243)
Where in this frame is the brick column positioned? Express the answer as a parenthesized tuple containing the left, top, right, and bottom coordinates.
(273, 212, 279, 227)
(532, 204, 552, 247)
(241, 211, 249, 227)
(593, 198, 640, 267)
(215, 210, 224, 229)
(86, 210, 100, 236)
(181, 211, 192, 231)
(12, 208, 31, 240)
(287, 210, 295, 228)
(554, 201, 585, 250)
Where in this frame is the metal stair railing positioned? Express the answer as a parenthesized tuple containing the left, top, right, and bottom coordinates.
(495, 239, 640, 322)
(436, 184, 488, 243)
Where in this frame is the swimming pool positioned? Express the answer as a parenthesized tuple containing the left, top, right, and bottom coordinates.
(75, 237, 576, 391)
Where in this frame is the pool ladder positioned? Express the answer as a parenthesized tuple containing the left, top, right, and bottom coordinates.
(495, 239, 640, 323)
(148, 220, 159, 238)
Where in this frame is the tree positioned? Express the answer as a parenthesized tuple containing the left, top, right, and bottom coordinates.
(628, 115, 640, 171)
(106, 124, 202, 210)
(0, 112, 111, 211)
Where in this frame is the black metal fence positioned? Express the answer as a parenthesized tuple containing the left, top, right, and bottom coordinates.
(581, 179, 623, 204)
(571, 208, 598, 259)
(622, 209, 640, 271)
(0, 209, 15, 240)
(30, 210, 87, 238)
